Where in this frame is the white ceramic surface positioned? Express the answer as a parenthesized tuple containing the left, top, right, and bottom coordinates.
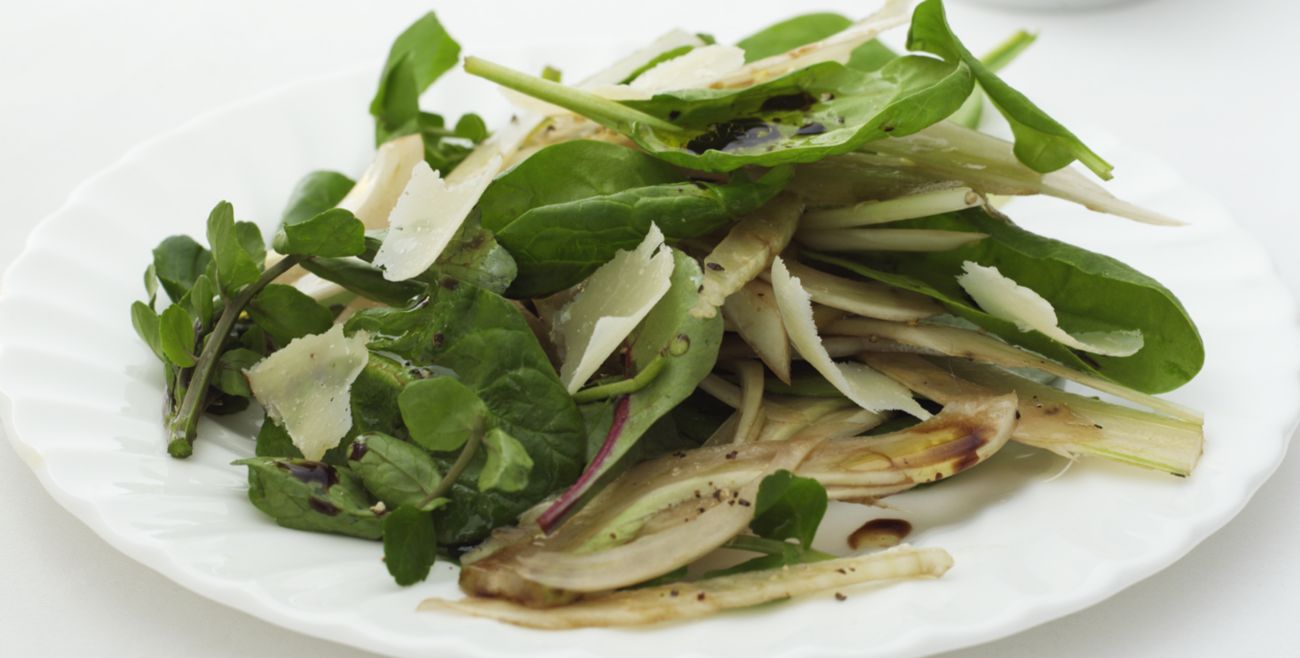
(1, 52, 1297, 658)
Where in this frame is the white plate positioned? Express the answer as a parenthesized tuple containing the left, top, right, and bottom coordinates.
(2, 48, 1298, 658)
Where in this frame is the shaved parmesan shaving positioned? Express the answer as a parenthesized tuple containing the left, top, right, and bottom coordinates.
(554, 225, 674, 394)
(770, 257, 929, 419)
(245, 325, 370, 460)
(373, 157, 501, 282)
(336, 133, 424, 229)
(583, 29, 707, 87)
(629, 44, 746, 92)
(957, 261, 1144, 356)
(763, 261, 942, 322)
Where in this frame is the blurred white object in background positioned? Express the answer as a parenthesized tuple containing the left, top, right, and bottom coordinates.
(957, 0, 1143, 10)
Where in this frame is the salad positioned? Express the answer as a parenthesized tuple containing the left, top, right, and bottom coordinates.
(127, 0, 1204, 629)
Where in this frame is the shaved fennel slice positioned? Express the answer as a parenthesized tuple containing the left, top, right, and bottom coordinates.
(423, 545, 951, 629)
(692, 194, 803, 318)
(826, 317, 1202, 422)
(731, 360, 765, 444)
(868, 122, 1181, 226)
(721, 280, 792, 383)
(802, 187, 985, 230)
(554, 225, 674, 393)
(771, 257, 929, 419)
(583, 29, 708, 87)
(796, 228, 988, 252)
(762, 261, 942, 322)
(336, 134, 424, 229)
(371, 158, 500, 281)
(710, 0, 912, 88)
(957, 262, 1143, 357)
(245, 325, 369, 460)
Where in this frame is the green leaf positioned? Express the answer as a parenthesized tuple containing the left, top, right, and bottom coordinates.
(151, 235, 211, 302)
(186, 274, 217, 328)
(571, 250, 724, 503)
(350, 432, 446, 510)
(429, 217, 518, 294)
(255, 415, 302, 458)
(619, 45, 695, 85)
(298, 257, 424, 306)
(397, 377, 488, 452)
(736, 13, 852, 62)
(382, 505, 438, 586)
(478, 428, 533, 493)
(143, 264, 159, 306)
(130, 301, 165, 361)
(246, 284, 333, 346)
(751, 470, 828, 548)
(806, 207, 1203, 393)
(273, 208, 366, 258)
(478, 140, 791, 296)
(453, 113, 489, 143)
(236, 457, 383, 539)
(235, 221, 267, 266)
(215, 348, 260, 397)
(370, 12, 461, 144)
(206, 201, 262, 294)
(907, 0, 1110, 178)
(846, 40, 899, 72)
(158, 304, 197, 367)
(949, 30, 1037, 130)
(280, 170, 355, 227)
(346, 278, 584, 545)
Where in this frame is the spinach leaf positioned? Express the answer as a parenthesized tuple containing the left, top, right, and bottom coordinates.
(346, 278, 584, 545)
(431, 219, 517, 294)
(907, 0, 1109, 178)
(255, 414, 301, 458)
(736, 13, 852, 62)
(158, 304, 197, 367)
(398, 377, 488, 452)
(245, 284, 333, 346)
(478, 140, 790, 296)
(205, 201, 262, 295)
(846, 40, 898, 72)
(948, 30, 1037, 130)
(298, 257, 424, 307)
(279, 171, 355, 227)
(349, 432, 446, 511)
(370, 12, 461, 144)
(807, 207, 1203, 393)
(272, 208, 366, 258)
(751, 469, 827, 548)
(151, 235, 211, 302)
(478, 428, 533, 493)
(236, 458, 384, 540)
(383, 505, 438, 586)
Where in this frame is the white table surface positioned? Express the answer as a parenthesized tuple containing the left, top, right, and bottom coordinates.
(2, 1, 1297, 656)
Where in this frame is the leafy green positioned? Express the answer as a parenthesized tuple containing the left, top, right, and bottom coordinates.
(130, 301, 164, 361)
(279, 171, 355, 227)
(807, 207, 1203, 393)
(430, 219, 518, 294)
(246, 284, 333, 346)
(398, 377, 488, 452)
(346, 278, 584, 545)
(273, 208, 366, 258)
(382, 505, 438, 586)
(949, 30, 1037, 129)
(205, 201, 262, 295)
(185, 275, 217, 328)
(736, 13, 852, 62)
(846, 40, 898, 72)
(907, 0, 1109, 178)
(298, 257, 424, 306)
(619, 45, 695, 85)
(477, 140, 790, 296)
(237, 457, 384, 540)
(255, 415, 301, 458)
(215, 348, 261, 398)
(151, 235, 211, 302)
(478, 428, 533, 493)
(370, 12, 461, 143)
(418, 111, 491, 174)
(751, 470, 827, 548)
(349, 432, 446, 511)
(158, 304, 196, 367)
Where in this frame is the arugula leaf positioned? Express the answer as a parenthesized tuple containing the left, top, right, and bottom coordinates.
(237, 457, 384, 540)
(382, 505, 438, 586)
(478, 140, 790, 296)
(751, 469, 828, 548)
(398, 377, 488, 452)
(158, 304, 197, 367)
(273, 208, 366, 258)
(478, 428, 533, 493)
(370, 12, 461, 143)
(235, 221, 267, 267)
(280, 171, 355, 228)
(185, 274, 218, 328)
(151, 235, 211, 302)
(807, 207, 1203, 393)
(346, 278, 585, 545)
(736, 13, 852, 62)
(130, 301, 165, 361)
(907, 0, 1109, 178)
(245, 284, 333, 346)
(418, 111, 490, 174)
(349, 432, 446, 511)
(205, 201, 262, 295)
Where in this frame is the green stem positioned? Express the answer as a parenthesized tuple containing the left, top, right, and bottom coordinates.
(950, 30, 1038, 130)
(165, 255, 302, 458)
(463, 56, 682, 134)
(571, 354, 668, 403)
(425, 429, 484, 503)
